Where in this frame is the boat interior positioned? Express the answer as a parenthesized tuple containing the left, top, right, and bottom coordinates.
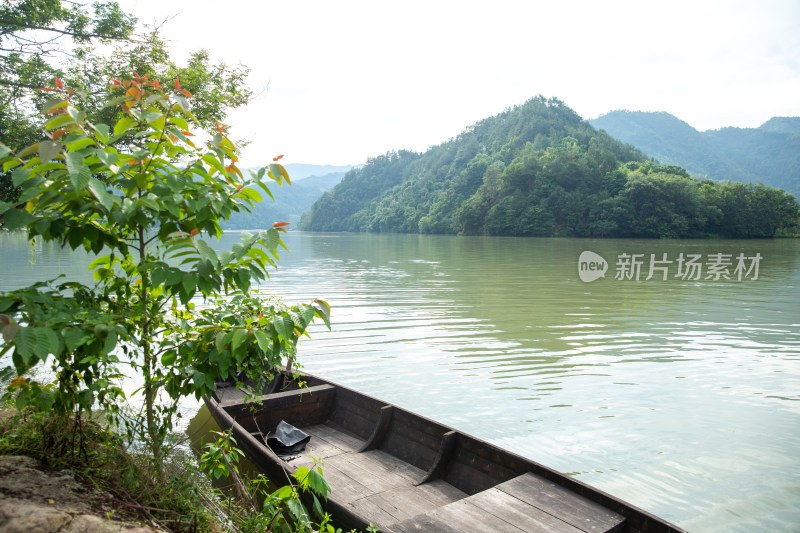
(211, 374, 673, 533)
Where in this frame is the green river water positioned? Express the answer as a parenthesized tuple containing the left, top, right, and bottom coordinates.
(1, 231, 798, 532)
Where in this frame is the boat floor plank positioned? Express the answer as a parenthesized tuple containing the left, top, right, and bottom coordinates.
(469, 487, 585, 532)
(388, 472, 625, 533)
(277, 421, 468, 529)
(498, 473, 625, 532)
(318, 449, 424, 498)
(416, 498, 528, 533)
(302, 457, 374, 502)
(353, 480, 468, 525)
(306, 422, 363, 452)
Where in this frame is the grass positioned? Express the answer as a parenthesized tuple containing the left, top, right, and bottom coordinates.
(0, 408, 221, 532)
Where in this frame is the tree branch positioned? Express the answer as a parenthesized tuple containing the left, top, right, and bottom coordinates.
(0, 79, 49, 90)
(0, 19, 129, 41)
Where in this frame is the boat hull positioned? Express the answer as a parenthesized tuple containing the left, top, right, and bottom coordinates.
(204, 371, 684, 533)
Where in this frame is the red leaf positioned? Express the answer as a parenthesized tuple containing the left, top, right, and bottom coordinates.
(190, 228, 199, 237)
(273, 154, 284, 161)
(174, 78, 180, 90)
(55, 77, 64, 89)
(272, 222, 291, 228)
(51, 129, 68, 140)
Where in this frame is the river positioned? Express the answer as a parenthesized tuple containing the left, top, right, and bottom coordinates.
(1, 231, 799, 532)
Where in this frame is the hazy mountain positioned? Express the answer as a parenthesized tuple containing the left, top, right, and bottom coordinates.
(283, 164, 354, 181)
(590, 111, 800, 199)
(221, 170, 347, 229)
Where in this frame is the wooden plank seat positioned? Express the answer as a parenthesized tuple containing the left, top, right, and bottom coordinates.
(386, 472, 625, 533)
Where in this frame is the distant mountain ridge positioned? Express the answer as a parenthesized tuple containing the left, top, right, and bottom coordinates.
(221, 167, 349, 229)
(300, 97, 799, 238)
(589, 111, 800, 199)
(283, 163, 354, 181)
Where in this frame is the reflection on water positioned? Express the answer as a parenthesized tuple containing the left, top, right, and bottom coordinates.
(2, 231, 799, 532)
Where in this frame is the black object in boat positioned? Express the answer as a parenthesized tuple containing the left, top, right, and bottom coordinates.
(266, 420, 311, 456)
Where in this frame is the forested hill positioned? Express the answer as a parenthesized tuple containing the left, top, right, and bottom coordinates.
(300, 97, 799, 238)
(590, 111, 800, 199)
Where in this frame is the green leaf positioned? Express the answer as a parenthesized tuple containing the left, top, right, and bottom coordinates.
(161, 350, 177, 366)
(0, 201, 11, 215)
(306, 468, 331, 499)
(215, 331, 228, 353)
(0, 298, 14, 312)
(174, 95, 191, 113)
(314, 299, 331, 328)
(38, 141, 62, 163)
(66, 136, 95, 152)
(273, 316, 294, 340)
(13, 327, 35, 365)
(92, 123, 110, 140)
(87, 178, 117, 211)
(3, 159, 21, 173)
(101, 331, 117, 355)
(269, 163, 290, 185)
(202, 154, 226, 175)
(0, 144, 11, 159)
(166, 269, 186, 286)
(62, 327, 88, 351)
(271, 485, 293, 500)
(195, 239, 219, 267)
(66, 106, 85, 124)
(192, 370, 208, 389)
(66, 152, 91, 190)
(12, 167, 30, 186)
(218, 350, 231, 376)
(231, 328, 248, 352)
(77, 389, 93, 410)
(1, 209, 37, 230)
(40, 98, 68, 114)
(113, 115, 137, 136)
(44, 114, 75, 131)
(34, 328, 61, 358)
(287, 498, 309, 523)
(264, 228, 280, 252)
(181, 273, 197, 296)
(95, 149, 119, 167)
(253, 329, 271, 352)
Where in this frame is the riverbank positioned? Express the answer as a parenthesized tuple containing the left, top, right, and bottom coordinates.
(0, 454, 161, 533)
(0, 409, 218, 533)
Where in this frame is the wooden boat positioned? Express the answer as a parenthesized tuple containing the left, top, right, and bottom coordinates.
(205, 371, 685, 533)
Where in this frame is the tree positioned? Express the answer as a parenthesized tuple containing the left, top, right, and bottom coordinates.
(0, 74, 330, 466)
(1, 1, 252, 205)
(1, 0, 136, 147)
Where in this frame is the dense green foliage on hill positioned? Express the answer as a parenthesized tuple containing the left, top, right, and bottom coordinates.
(300, 98, 799, 238)
(590, 111, 800, 199)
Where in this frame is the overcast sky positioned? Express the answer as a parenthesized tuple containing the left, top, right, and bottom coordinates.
(117, 0, 800, 167)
